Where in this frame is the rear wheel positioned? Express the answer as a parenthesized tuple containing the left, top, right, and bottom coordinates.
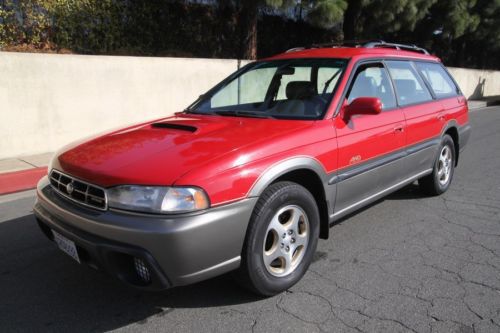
(236, 181, 319, 296)
(419, 134, 455, 195)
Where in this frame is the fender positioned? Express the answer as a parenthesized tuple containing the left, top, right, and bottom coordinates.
(440, 119, 459, 138)
(440, 119, 467, 165)
(247, 156, 331, 197)
(247, 156, 336, 240)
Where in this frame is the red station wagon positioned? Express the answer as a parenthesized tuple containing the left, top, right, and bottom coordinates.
(34, 41, 471, 295)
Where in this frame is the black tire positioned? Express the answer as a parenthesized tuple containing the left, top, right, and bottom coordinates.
(419, 134, 456, 195)
(236, 181, 320, 296)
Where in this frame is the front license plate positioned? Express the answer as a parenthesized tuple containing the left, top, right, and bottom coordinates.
(52, 230, 80, 263)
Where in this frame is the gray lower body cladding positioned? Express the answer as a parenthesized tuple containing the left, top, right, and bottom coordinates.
(459, 124, 471, 152)
(34, 176, 257, 290)
(328, 123, 470, 221)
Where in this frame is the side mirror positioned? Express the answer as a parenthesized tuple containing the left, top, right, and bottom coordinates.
(343, 97, 382, 120)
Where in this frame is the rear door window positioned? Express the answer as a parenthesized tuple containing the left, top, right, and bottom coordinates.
(416, 62, 458, 98)
(386, 61, 433, 106)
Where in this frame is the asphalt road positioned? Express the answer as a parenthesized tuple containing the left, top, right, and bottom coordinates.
(1, 107, 500, 333)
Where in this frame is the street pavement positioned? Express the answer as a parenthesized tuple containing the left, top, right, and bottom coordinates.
(1, 107, 499, 333)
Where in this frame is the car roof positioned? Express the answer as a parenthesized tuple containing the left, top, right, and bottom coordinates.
(264, 47, 440, 62)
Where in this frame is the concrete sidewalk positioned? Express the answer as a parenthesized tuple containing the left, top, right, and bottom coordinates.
(0, 152, 52, 195)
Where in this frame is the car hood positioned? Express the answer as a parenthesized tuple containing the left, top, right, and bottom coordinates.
(53, 114, 313, 187)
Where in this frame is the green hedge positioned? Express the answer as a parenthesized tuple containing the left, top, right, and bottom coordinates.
(0, 1, 339, 58)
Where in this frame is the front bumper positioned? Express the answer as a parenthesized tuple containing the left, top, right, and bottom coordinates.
(34, 176, 257, 290)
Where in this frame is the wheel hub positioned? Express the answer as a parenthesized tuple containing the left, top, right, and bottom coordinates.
(262, 205, 309, 277)
(437, 145, 453, 186)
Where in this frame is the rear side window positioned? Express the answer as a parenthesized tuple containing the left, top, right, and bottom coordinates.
(386, 61, 433, 106)
(416, 62, 458, 98)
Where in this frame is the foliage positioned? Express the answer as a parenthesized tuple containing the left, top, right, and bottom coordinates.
(0, 0, 53, 48)
(234, 0, 348, 58)
(363, 0, 438, 36)
(45, 0, 123, 53)
(0, 0, 499, 69)
(306, 0, 347, 29)
(413, 0, 495, 67)
(342, 0, 438, 40)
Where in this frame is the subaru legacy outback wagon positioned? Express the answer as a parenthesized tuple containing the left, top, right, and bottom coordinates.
(34, 41, 470, 296)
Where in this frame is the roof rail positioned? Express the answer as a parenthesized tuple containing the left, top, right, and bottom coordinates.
(285, 40, 364, 51)
(284, 40, 429, 55)
(285, 47, 307, 53)
(363, 40, 429, 55)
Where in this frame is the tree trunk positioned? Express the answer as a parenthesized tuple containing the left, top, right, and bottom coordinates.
(239, 0, 258, 60)
(214, 1, 237, 58)
(343, 0, 363, 41)
(453, 36, 466, 68)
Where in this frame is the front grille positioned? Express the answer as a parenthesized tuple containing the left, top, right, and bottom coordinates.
(49, 170, 107, 211)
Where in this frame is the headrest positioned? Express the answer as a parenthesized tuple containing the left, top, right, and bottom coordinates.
(286, 81, 315, 100)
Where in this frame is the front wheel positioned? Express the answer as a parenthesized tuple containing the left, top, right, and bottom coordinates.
(236, 181, 319, 296)
(419, 134, 456, 195)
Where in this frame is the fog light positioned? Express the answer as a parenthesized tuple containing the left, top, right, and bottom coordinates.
(133, 257, 151, 284)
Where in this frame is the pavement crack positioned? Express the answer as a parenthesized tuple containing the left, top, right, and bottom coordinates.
(356, 308, 419, 333)
(308, 269, 373, 302)
(251, 318, 257, 333)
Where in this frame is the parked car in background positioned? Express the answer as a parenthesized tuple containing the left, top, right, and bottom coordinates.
(34, 41, 470, 296)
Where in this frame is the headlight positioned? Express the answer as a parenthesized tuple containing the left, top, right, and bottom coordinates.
(107, 185, 210, 214)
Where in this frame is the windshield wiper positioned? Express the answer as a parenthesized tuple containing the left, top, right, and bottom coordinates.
(322, 69, 342, 94)
(185, 110, 214, 115)
(214, 110, 274, 119)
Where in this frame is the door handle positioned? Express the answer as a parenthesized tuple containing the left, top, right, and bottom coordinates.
(394, 125, 404, 133)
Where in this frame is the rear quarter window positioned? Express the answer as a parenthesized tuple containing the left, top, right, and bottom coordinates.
(416, 62, 459, 98)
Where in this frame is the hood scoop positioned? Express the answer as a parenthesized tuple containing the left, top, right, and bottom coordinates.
(151, 122, 197, 133)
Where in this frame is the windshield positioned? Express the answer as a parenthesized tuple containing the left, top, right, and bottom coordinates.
(187, 58, 347, 120)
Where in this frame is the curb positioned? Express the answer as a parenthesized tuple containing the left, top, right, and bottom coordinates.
(0, 167, 47, 195)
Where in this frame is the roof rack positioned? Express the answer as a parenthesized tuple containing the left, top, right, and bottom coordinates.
(285, 40, 429, 55)
(363, 40, 429, 55)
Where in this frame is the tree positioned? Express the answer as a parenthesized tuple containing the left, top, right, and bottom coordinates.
(343, 0, 437, 41)
(236, 0, 347, 59)
(0, 0, 53, 49)
(469, 0, 500, 68)
(413, 0, 481, 67)
(342, 0, 365, 41)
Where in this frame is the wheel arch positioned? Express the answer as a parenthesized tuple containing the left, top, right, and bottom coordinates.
(440, 121, 460, 166)
(248, 157, 332, 240)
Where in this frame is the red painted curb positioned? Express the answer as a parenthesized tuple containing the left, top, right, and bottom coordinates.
(0, 167, 48, 195)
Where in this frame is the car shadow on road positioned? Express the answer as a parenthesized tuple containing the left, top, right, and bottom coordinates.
(0, 184, 428, 332)
(385, 183, 428, 201)
(331, 183, 427, 226)
(0, 214, 261, 332)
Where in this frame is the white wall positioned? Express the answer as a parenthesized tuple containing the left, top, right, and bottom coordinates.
(447, 67, 500, 99)
(0, 52, 245, 159)
(0, 52, 499, 159)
